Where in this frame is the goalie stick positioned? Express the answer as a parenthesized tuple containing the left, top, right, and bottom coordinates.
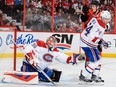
(12, 40, 56, 85)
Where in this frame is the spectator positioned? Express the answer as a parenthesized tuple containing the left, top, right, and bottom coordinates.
(65, 15, 77, 31)
(56, 2, 64, 13)
(62, 0, 70, 14)
(54, 12, 65, 24)
(3, 19, 10, 26)
(56, 23, 64, 32)
(10, 21, 21, 31)
(5, 0, 14, 16)
(2, 15, 7, 23)
(0, 12, 9, 26)
(35, 0, 42, 8)
(0, 10, 3, 26)
(72, 1, 82, 15)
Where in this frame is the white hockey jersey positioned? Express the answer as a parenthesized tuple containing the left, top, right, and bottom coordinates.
(23, 41, 69, 70)
(80, 17, 106, 48)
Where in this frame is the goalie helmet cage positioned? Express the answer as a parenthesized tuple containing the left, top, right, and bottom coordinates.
(0, 27, 17, 71)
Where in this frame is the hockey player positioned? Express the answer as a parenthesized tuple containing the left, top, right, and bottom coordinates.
(20, 36, 83, 82)
(81, 0, 101, 23)
(82, 0, 102, 68)
(81, 1, 111, 81)
(81, 0, 110, 69)
(79, 10, 111, 82)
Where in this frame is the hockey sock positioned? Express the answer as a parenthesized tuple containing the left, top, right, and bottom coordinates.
(93, 64, 101, 76)
(82, 62, 95, 78)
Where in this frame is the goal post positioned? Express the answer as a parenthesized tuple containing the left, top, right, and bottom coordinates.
(0, 27, 17, 71)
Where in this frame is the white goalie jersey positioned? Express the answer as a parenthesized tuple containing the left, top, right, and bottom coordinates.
(80, 17, 106, 48)
(23, 42, 69, 70)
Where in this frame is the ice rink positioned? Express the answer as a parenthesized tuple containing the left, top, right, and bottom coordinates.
(0, 58, 116, 87)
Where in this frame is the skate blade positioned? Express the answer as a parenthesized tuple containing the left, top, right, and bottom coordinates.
(78, 81, 104, 86)
(78, 80, 93, 85)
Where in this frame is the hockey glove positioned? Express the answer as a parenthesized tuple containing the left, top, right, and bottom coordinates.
(102, 41, 109, 49)
(70, 53, 85, 65)
(100, 39, 109, 49)
(25, 52, 38, 66)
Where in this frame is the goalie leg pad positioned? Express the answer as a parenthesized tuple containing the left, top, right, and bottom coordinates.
(39, 67, 54, 82)
(39, 68, 62, 82)
(21, 62, 56, 82)
(2, 71, 38, 84)
(20, 62, 62, 82)
(21, 62, 53, 82)
(20, 61, 38, 72)
(51, 69, 62, 82)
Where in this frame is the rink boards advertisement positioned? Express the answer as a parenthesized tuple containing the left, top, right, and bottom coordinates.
(0, 32, 116, 58)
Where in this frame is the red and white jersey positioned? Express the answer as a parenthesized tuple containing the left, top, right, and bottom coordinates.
(80, 17, 106, 48)
(6, 0, 14, 5)
(62, 1, 70, 9)
(24, 40, 69, 70)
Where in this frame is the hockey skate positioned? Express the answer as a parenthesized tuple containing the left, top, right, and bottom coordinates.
(79, 70, 92, 82)
(91, 74, 104, 82)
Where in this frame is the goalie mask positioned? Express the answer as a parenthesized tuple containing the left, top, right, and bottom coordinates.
(46, 36, 57, 47)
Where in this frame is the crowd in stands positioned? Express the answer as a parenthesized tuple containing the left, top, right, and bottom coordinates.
(26, 0, 83, 32)
(0, 0, 23, 31)
(25, 0, 115, 33)
(0, 0, 115, 33)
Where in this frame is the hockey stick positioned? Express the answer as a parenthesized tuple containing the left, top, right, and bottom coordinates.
(12, 40, 56, 85)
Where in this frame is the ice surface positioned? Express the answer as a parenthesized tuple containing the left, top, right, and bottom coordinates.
(0, 58, 116, 87)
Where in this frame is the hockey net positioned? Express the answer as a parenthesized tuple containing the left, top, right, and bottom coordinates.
(0, 27, 18, 71)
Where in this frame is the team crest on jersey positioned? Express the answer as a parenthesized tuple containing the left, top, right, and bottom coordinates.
(43, 54, 53, 62)
(56, 43, 71, 50)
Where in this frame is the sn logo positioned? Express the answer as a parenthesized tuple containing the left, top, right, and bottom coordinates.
(52, 34, 73, 45)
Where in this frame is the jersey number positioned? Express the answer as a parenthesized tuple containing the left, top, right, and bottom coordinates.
(85, 25, 93, 36)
